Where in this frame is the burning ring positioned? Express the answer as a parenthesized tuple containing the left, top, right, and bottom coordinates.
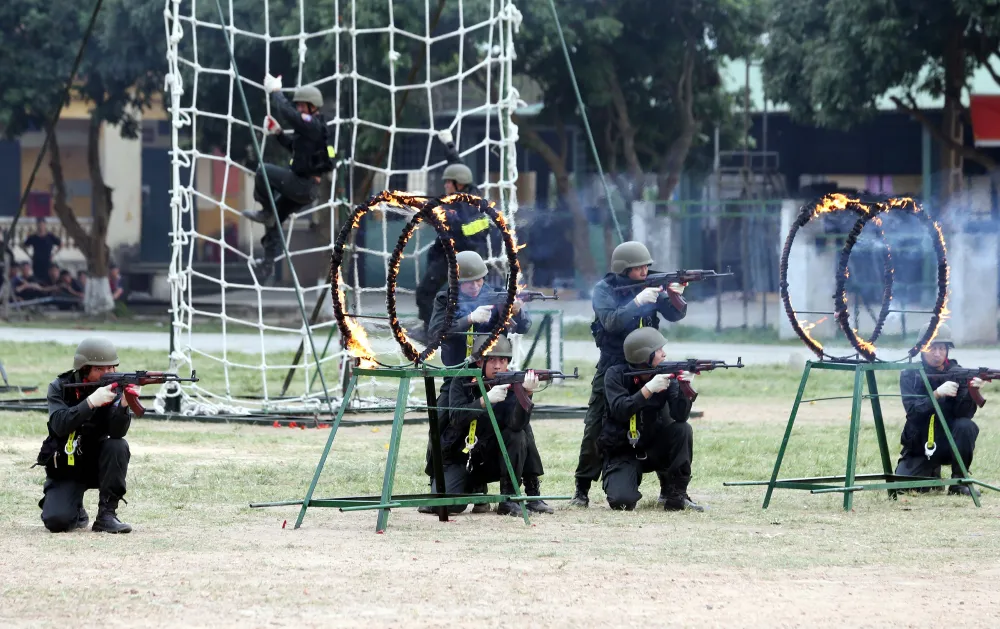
(386, 193, 521, 364)
(780, 194, 894, 361)
(834, 197, 948, 361)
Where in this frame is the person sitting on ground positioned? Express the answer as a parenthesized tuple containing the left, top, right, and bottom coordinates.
(13, 261, 46, 301)
(109, 265, 125, 301)
(601, 327, 704, 512)
(421, 334, 537, 517)
(895, 323, 983, 497)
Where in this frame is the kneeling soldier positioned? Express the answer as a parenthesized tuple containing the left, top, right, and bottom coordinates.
(35, 338, 135, 533)
(600, 328, 704, 511)
(428, 335, 538, 516)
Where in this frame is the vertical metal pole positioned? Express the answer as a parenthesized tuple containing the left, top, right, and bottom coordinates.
(295, 375, 357, 529)
(715, 204, 723, 333)
(865, 368, 895, 499)
(479, 378, 531, 525)
(843, 366, 865, 511)
(376, 376, 411, 532)
(424, 375, 449, 522)
(763, 362, 812, 508)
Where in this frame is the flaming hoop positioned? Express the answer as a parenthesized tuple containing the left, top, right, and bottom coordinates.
(834, 197, 949, 361)
(386, 193, 520, 365)
(779, 194, 894, 360)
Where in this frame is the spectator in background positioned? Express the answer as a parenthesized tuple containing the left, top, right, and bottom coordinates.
(23, 218, 61, 282)
(13, 261, 45, 301)
(73, 270, 88, 295)
(61, 270, 83, 300)
(109, 265, 124, 301)
(41, 263, 61, 292)
(56, 269, 82, 310)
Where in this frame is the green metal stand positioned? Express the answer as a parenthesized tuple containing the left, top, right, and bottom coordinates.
(252, 365, 542, 533)
(725, 360, 1000, 510)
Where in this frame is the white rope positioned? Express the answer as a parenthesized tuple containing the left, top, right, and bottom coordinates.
(162, 0, 523, 414)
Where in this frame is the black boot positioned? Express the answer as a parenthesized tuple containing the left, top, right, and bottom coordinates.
(92, 494, 132, 534)
(524, 476, 554, 514)
(568, 478, 590, 508)
(661, 479, 706, 512)
(75, 505, 89, 530)
(496, 480, 522, 517)
(949, 482, 981, 498)
(241, 209, 277, 226)
(470, 484, 492, 513)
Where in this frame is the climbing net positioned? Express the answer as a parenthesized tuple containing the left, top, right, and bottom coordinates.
(160, 0, 524, 415)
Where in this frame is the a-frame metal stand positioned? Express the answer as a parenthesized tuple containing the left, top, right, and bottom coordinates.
(252, 365, 545, 532)
(725, 360, 1000, 510)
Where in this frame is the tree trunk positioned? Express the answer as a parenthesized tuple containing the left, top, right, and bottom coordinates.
(657, 48, 698, 202)
(87, 114, 112, 279)
(47, 122, 93, 258)
(84, 275, 114, 316)
(515, 116, 598, 284)
(940, 20, 966, 206)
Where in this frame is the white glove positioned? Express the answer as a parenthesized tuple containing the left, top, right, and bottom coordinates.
(971, 377, 986, 390)
(668, 282, 686, 295)
(437, 129, 454, 145)
(263, 73, 283, 94)
(521, 370, 539, 393)
(677, 371, 694, 384)
(511, 298, 523, 315)
(645, 373, 673, 394)
(486, 384, 510, 405)
(935, 381, 959, 398)
(87, 383, 119, 408)
(263, 115, 282, 135)
(634, 286, 660, 306)
(468, 305, 493, 324)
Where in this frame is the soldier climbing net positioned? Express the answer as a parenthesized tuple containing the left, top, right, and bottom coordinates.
(160, 0, 524, 415)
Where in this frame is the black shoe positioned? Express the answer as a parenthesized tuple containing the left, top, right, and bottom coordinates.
(496, 500, 522, 517)
(471, 501, 492, 514)
(662, 493, 706, 512)
(656, 493, 667, 507)
(417, 505, 435, 514)
(241, 209, 276, 226)
(567, 479, 590, 508)
(523, 477, 555, 514)
(92, 495, 132, 534)
(254, 257, 275, 281)
(74, 506, 89, 530)
(949, 484, 981, 498)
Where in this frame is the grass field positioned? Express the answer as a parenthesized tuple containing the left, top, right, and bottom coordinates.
(3, 341, 1000, 627)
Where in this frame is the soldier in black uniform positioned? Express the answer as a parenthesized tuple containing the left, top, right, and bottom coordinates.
(601, 328, 704, 511)
(421, 251, 553, 513)
(895, 323, 983, 496)
(570, 241, 688, 508)
(422, 334, 538, 516)
(35, 338, 135, 533)
(242, 75, 334, 280)
(413, 128, 492, 340)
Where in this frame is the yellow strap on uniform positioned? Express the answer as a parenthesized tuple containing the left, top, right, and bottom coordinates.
(466, 324, 474, 357)
(639, 319, 643, 328)
(327, 146, 336, 158)
(64, 431, 77, 467)
(462, 419, 478, 453)
(461, 216, 490, 236)
(924, 413, 936, 459)
(627, 415, 639, 446)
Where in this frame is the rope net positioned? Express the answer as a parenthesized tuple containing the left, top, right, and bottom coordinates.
(161, 0, 524, 415)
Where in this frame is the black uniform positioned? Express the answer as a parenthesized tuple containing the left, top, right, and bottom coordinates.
(415, 144, 490, 327)
(428, 374, 530, 513)
(601, 363, 694, 510)
(575, 273, 687, 493)
(895, 358, 980, 479)
(256, 92, 333, 265)
(425, 284, 545, 493)
(35, 371, 132, 532)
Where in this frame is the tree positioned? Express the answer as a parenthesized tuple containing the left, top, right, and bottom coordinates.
(760, 0, 1000, 203)
(1, 0, 165, 314)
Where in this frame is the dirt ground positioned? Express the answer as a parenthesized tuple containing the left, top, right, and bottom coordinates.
(4, 398, 1000, 628)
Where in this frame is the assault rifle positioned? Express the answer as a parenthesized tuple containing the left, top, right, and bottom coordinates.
(947, 367, 1000, 408)
(468, 367, 579, 409)
(485, 290, 559, 305)
(624, 358, 744, 400)
(65, 370, 199, 417)
(612, 269, 734, 309)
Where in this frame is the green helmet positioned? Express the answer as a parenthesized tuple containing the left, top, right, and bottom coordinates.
(292, 85, 323, 108)
(472, 334, 513, 359)
(623, 327, 667, 365)
(456, 250, 488, 282)
(73, 337, 120, 371)
(918, 321, 954, 348)
(443, 163, 474, 186)
(611, 241, 654, 274)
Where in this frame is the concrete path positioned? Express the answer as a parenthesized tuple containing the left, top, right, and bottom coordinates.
(5, 326, 1000, 367)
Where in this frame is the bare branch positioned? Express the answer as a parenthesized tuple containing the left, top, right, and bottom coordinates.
(890, 95, 997, 170)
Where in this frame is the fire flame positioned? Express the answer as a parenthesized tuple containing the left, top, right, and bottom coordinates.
(333, 276, 377, 368)
(810, 193, 859, 217)
(799, 316, 827, 332)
